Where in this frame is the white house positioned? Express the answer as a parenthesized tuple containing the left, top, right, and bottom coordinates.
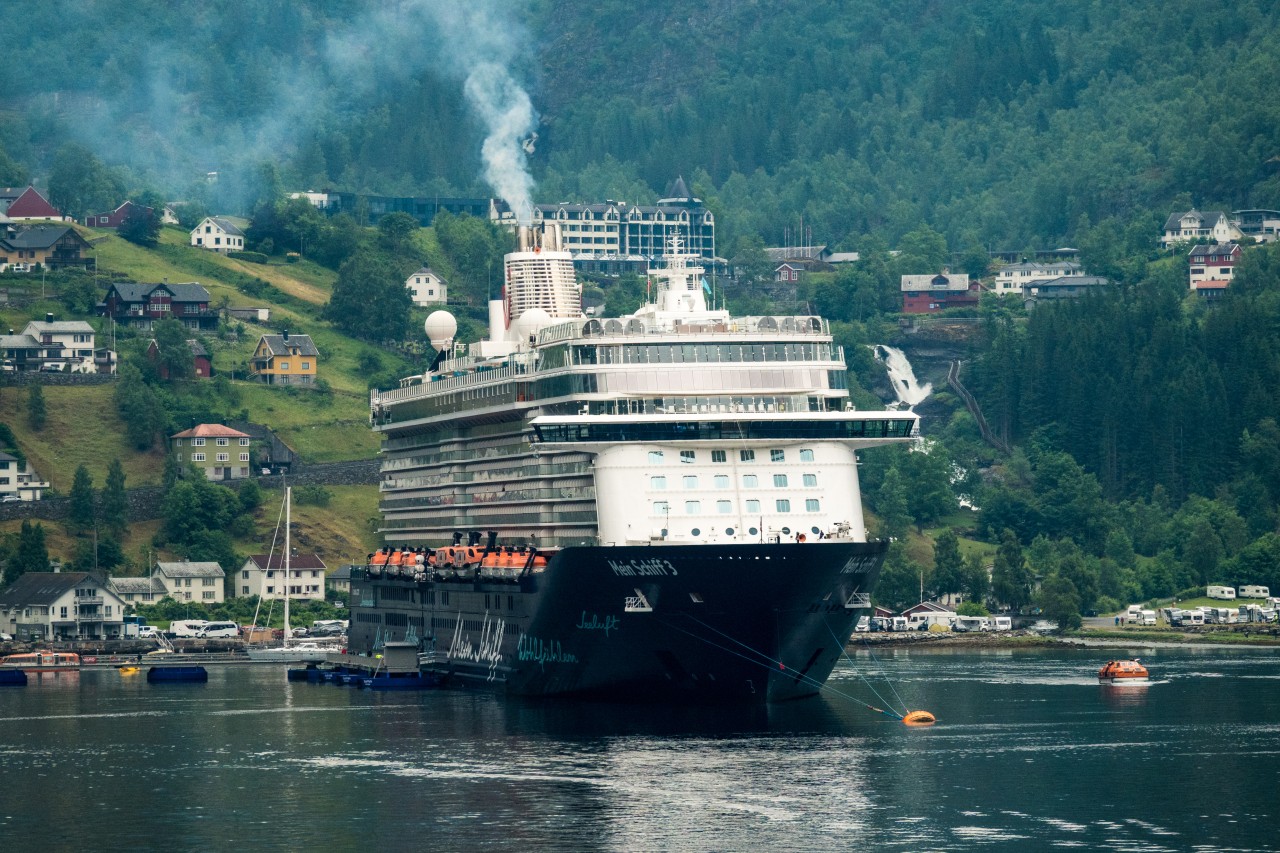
(106, 575, 168, 606)
(154, 560, 226, 604)
(0, 452, 49, 501)
(993, 261, 1084, 296)
(237, 553, 328, 602)
(190, 217, 245, 253)
(21, 317, 97, 373)
(1162, 209, 1242, 249)
(405, 267, 448, 306)
(0, 572, 128, 641)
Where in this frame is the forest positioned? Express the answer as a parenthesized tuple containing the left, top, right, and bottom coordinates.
(3, 1, 1280, 622)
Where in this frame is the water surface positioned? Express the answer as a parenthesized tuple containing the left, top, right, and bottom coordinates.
(1, 646, 1276, 851)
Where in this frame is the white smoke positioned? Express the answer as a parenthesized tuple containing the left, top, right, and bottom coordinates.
(464, 62, 537, 225)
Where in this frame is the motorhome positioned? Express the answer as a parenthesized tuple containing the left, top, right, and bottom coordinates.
(1136, 609, 1157, 626)
(1207, 585, 1237, 600)
(989, 616, 1012, 631)
(1204, 607, 1236, 625)
(169, 620, 209, 638)
(1238, 585, 1270, 599)
(1179, 609, 1206, 626)
(953, 615, 989, 633)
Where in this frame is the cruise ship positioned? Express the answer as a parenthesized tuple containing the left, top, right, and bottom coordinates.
(350, 224, 918, 701)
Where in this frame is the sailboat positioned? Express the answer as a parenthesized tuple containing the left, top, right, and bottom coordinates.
(247, 487, 329, 664)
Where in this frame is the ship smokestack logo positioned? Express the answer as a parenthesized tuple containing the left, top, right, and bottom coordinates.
(465, 61, 537, 226)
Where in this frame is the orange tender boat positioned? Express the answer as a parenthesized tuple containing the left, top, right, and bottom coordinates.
(1098, 658, 1149, 682)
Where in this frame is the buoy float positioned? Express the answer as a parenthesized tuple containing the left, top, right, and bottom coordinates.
(118, 666, 140, 675)
(902, 710, 937, 726)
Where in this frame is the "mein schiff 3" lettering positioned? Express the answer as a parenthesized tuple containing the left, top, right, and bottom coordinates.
(607, 558, 678, 577)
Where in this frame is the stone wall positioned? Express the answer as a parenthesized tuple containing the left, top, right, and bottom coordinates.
(0, 372, 117, 387)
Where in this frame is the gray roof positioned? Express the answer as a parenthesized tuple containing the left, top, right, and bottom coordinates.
(24, 320, 95, 335)
(329, 565, 355, 582)
(1028, 275, 1111, 289)
(901, 272, 972, 292)
(209, 217, 244, 236)
(1164, 209, 1229, 231)
(0, 572, 94, 607)
(108, 281, 212, 303)
(1, 333, 42, 350)
(155, 560, 224, 578)
(0, 451, 17, 462)
(1, 225, 81, 249)
(1188, 243, 1241, 255)
(107, 576, 167, 595)
(999, 261, 1081, 273)
(258, 334, 319, 357)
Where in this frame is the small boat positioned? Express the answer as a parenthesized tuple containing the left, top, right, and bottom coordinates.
(359, 671, 436, 691)
(0, 669, 28, 686)
(147, 666, 209, 683)
(1098, 659, 1149, 682)
(0, 650, 81, 672)
(118, 666, 141, 675)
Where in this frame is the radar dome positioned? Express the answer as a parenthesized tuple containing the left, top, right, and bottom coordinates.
(512, 308, 552, 341)
(424, 311, 458, 349)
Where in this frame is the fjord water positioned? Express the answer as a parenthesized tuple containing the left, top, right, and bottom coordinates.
(2, 647, 1277, 851)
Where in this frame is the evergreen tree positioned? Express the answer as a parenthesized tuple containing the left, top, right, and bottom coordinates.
(152, 318, 196, 382)
(991, 529, 1032, 611)
(323, 251, 412, 341)
(7, 520, 48, 584)
(932, 529, 966, 599)
(962, 551, 990, 606)
(113, 364, 168, 450)
(118, 203, 161, 247)
(67, 464, 96, 535)
(27, 383, 46, 431)
(874, 466, 912, 541)
(1037, 574, 1082, 631)
(101, 458, 129, 541)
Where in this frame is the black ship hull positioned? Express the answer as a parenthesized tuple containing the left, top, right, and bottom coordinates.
(348, 540, 885, 703)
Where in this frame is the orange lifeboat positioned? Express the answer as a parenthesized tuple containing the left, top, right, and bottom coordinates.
(1098, 659, 1149, 682)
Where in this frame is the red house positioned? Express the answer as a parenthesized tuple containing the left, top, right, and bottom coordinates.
(85, 200, 153, 229)
(102, 281, 217, 331)
(0, 186, 65, 221)
(901, 271, 979, 314)
(147, 337, 212, 378)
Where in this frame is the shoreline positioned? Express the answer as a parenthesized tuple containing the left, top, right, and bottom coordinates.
(848, 630, 1280, 652)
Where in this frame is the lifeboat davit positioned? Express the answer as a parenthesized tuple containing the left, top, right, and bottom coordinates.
(1098, 659, 1149, 682)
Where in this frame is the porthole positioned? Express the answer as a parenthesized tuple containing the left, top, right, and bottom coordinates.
(781, 527, 791, 536)
(811, 526, 821, 535)
(748, 527, 759, 536)
(725, 527, 735, 536)
(691, 528, 701, 536)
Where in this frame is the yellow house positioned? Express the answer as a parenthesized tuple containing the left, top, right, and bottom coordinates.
(251, 331, 318, 386)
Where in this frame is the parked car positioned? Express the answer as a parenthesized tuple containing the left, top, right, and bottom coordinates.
(0, 632, 14, 641)
(0, 495, 22, 503)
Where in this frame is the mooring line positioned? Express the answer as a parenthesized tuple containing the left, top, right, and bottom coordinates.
(824, 620, 908, 718)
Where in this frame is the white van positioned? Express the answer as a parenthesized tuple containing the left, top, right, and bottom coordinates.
(169, 619, 209, 638)
(989, 616, 1012, 631)
(1137, 609, 1157, 626)
(1238, 585, 1270, 599)
(1207, 585, 1236, 600)
(197, 622, 240, 639)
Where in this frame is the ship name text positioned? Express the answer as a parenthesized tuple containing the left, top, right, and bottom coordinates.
(448, 613, 506, 680)
(518, 634, 579, 670)
(576, 611, 620, 637)
(841, 555, 881, 575)
(608, 558, 678, 577)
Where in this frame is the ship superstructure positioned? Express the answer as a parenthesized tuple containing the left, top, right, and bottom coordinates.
(355, 225, 918, 701)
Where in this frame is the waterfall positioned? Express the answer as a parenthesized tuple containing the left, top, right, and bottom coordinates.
(873, 345, 932, 408)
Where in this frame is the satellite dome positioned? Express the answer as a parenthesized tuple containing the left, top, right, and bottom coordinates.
(424, 311, 458, 349)
(512, 308, 552, 341)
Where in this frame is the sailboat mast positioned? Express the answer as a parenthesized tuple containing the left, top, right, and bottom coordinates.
(284, 486, 291, 645)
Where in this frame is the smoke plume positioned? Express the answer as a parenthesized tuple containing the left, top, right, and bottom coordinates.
(464, 62, 537, 225)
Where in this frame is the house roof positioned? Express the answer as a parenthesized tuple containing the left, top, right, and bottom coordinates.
(1, 333, 43, 350)
(0, 571, 94, 607)
(1164, 208, 1230, 231)
(901, 272, 973, 292)
(765, 246, 829, 262)
(0, 451, 17, 462)
(1188, 243, 1241, 255)
(170, 424, 250, 439)
(999, 261, 1082, 274)
(408, 266, 446, 281)
(902, 601, 956, 615)
(2, 225, 83, 250)
(1193, 280, 1230, 290)
(245, 554, 328, 571)
(107, 281, 212, 303)
(329, 565, 355, 582)
(257, 334, 319, 357)
(203, 216, 244, 236)
(107, 576, 167, 595)
(24, 320, 95, 336)
(3, 187, 62, 219)
(1031, 275, 1111, 289)
(155, 560, 225, 578)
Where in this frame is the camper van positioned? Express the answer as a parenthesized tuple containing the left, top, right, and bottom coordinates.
(1207, 585, 1237, 600)
(989, 616, 1012, 631)
(168, 620, 209, 638)
(1238, 585, 1270, 599)
(1137, 609, 1157, 626)
(953, 615, 989, 633)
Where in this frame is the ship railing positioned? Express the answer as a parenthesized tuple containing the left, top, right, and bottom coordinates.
(535, 316, 830, 347)
(373, 362, 530, 405)
(845, 592, 871, 609)
(624, 589, 653, 613)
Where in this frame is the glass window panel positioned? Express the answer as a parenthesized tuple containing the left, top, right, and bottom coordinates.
(717, 500, 732, 514)
(685, 501, 701, 514)
(746, 499, 760, 513)
(803, 474, 818, 487)
(743, 474, 758, 488)
(650, 476, 667, 489)
(773, 474, 788, 487)
(776, 499, 791, 512)
(806, 499, 820, 512)
(799, 449, 814, 461)
(714, 475, 730, 489)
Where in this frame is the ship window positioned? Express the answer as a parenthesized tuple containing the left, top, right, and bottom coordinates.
(690, 592, 703, 603)
(650, 476, 667, 489)
(653, 500, 670, 515)
(773, 474, 788, 487)
(648, 450, 664, 464)
(743, 474, 758, 488)
(746, 499, 761, 514)
(748, 526, 759, 536)
(740, 449, 755, 462)
(712, 450, 727, 463)
(714, 475, 730, 489)
(680, 450, 696, 464)
(691, 527, 701, 536)
(771, 449, 785, 462)
(799, 449, 814, 461)
(683, 475, 698, 489)
(803, 474, 818, 487)
(806, 499, 820, 511)
(717, 500, 732, 514)
(776, 499, 791, 512)
(685, 500, 701, 514)
(725, 527, 735, 536)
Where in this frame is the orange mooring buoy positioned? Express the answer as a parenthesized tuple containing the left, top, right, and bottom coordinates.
(902, 710, 937, 726)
